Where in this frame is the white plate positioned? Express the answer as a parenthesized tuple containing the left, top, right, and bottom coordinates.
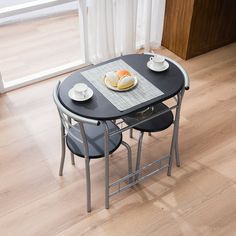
(104, 76, 138, 92)
(68, 87, 93, 101)
(147, 60, 169, 72)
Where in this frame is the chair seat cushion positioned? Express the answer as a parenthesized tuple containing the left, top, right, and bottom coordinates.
(66, 121, 122, 159)
(123, 103, 174, 132)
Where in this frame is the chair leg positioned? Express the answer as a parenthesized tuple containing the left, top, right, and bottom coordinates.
(148, 132, 151, 136)
(71, 152, 75, 165)
(175, 133, 180, 167)
(129, 128, 133, 138)
(67, 117, 75, 165)
(168, 91, 183, 175)
(167, 128, 176, 176)
(59, 123, 66, 176)
(85, 158, 91, 212)
(121, 141, 133, 183)
(135, 132, 144, 181)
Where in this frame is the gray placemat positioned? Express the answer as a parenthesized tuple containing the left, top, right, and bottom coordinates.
(81, 59, 164, 111)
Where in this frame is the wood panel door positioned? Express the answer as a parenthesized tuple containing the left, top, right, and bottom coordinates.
(162, 0, 236, 59)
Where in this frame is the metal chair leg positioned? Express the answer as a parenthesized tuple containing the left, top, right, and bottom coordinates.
(135, 132, 144, 181)
(129, 128, 133, 138)
(121, 141, 133, 183)
(59, 123, 66, 176)
(175, 132, 180, 167)
(167, 125, 176, 176)
(71, 153, 75, 165)
(67, 117, 75, 165)
(85, 158, 91, 212)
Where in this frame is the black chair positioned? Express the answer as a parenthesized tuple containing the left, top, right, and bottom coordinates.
(53, 82, 132, 212)
(124, 55, 189, 179)
(123, 103, 174, 180)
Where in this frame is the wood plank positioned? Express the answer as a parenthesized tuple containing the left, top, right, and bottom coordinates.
(0, 43, 236, 235)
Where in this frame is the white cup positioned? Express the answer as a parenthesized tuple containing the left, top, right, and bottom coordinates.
(73, 83, 88, 98)
(149, 55, 165, 68)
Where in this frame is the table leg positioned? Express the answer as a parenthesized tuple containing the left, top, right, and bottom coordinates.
(175, 89, 185, 167)
(167, 90, 184, 175)
(129, 128, 133, 138)
(135, 131, 144, 181)
(85, 158, 91, 212)
(77, 122, 92, 212)
(103, 122, 110, 209)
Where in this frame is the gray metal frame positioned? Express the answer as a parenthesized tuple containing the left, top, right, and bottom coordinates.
(126, 54, 189, 179)
(131, 91, 185, 180)
(105, 55, 189, 198)
(164, 55, 189, 175)
(101, 102, 178, 208)
(53, 55, 189, 210)
(53, 82, 132, 212)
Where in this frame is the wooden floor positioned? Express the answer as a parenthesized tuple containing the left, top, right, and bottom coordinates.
(0, 11, 82, 82)
(0, 43, 236, 235)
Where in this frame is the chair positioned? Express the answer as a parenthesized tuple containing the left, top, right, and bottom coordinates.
(124, 55, 189, 179)
(53, 82, 132, 212)
(123, 103, 174, 180)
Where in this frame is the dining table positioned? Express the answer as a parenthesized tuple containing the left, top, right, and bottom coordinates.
(58, 53, 188, 208)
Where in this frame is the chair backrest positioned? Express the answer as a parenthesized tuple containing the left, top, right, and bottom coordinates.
(163, 56, 190, 90)
(53, 81, 100, 125)
(53, 81, 100, 158)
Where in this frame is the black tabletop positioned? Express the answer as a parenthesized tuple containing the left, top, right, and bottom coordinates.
(59, 54, 185, 121)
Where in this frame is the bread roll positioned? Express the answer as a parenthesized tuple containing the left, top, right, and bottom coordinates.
(106, 71, 119, 87)
(117, 76, 135, 89)
(116, 70, 131, 79)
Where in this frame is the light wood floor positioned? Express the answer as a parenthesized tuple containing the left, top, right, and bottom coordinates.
(0, 11, 82, 82)
(0, 43, 236, 236)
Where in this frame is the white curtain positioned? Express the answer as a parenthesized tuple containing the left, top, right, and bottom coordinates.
(79, 0, 166, 64)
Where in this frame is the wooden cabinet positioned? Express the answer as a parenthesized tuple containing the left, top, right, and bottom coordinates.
(162, 0, 236, 59)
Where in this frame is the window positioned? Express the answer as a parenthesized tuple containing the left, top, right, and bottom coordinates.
(0, 0, 87, 92)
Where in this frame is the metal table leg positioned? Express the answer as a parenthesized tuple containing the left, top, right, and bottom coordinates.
(168, 89, 184, 175)
(79, 122, 91, 212)
(135, 131, 144, 181)
(103, 122, 110, 209)
(129, 128, 133, 138)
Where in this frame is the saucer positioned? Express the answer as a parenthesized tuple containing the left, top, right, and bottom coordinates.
(147, 60, 169, 72)
(68, 87, 93, 101)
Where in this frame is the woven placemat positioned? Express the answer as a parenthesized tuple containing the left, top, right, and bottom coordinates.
(81, 59, 164, 111)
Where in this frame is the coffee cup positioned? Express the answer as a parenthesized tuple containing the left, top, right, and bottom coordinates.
(73, 83, 88, 98)
(149, 55, 165, 68)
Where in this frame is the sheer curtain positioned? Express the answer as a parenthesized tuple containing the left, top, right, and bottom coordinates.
(78, 0, 166, 64)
